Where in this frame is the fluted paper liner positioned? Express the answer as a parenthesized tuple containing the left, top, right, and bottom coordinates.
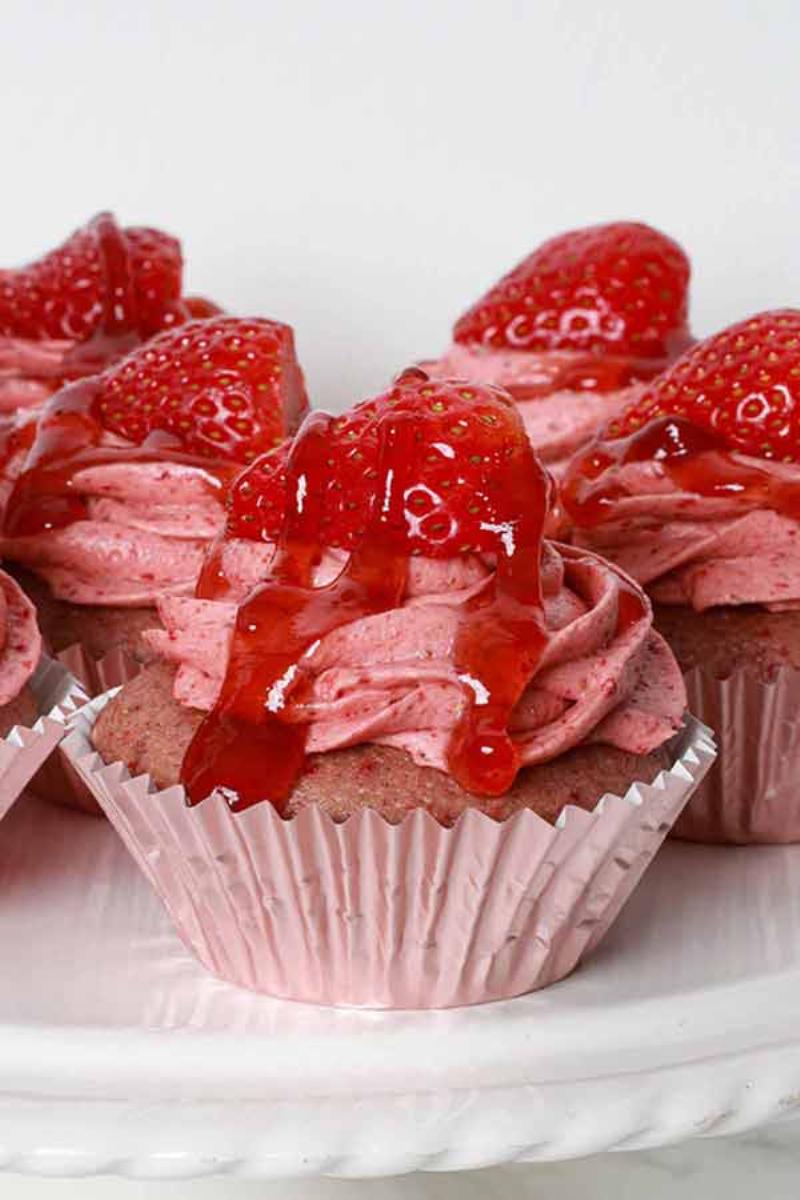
(0, 657, 87, 818)
(674, 663, 800, 844)
(62, 694, 715, 1008)
(49, 645, 145, 813)
(55, 642, 144, 698)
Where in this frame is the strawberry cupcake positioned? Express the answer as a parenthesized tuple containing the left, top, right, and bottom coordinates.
(0, 566, 84, 814)
(1, 315, 309, 694)
(420, 222, 693, 478)
(63, 374, 713, 1007)
(0, 211, 218, 416)
(562, 309, 800, 843)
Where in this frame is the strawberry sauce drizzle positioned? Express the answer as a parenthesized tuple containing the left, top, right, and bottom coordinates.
(500, 350, 670, 401)
(195, 535, 228, 600)
(565, 416, 800, 527)
(445, 466, 549, 796)
(2, 377, 233, 538)
(182, 407, 552, 810)
(182, 411, 413, 812)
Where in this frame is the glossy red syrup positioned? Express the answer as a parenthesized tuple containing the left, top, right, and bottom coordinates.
(182, 408, 552, 809)
(183, 411, 413, 811)
(2, 377, 232, 538)
(195, 535, 230, 601)
(445, 453, 549, 797)
(565, 416, 800, 527)
(496, 350, 669, 403)
(614, 577, 647, 637)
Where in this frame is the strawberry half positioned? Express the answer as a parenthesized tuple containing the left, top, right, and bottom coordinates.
(0, 212, 184, 341)
(93, 316, 309, 462)
(605, 309, 800, 461)
(454, 221, 691, 359)
(227, 371, 549, 557)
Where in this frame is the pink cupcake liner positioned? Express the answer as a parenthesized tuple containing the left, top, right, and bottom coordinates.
(46, 646, 144, 814)
(674, 664, 800, 844)
(54, 642, 144, 698)
(62, 694, 714, 1009)
(0, 657, 87, 819)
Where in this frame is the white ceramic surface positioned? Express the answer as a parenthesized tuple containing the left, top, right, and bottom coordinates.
(5, 1121, 800, 1200)
(0, 791, 798, 1179)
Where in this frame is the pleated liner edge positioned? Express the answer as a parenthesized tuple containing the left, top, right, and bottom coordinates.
(675, 662, 800, 844)
(62, 693, 715, 1009)
(0, 656, 87, 816)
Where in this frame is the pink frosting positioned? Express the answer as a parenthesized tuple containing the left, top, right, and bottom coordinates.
(145, 539, 686, 777)
(2, 462, 225, 606)
(0, 338, 75, 414)
(0, 568, 41, 706)
(419, 344, 643, 475)
(572, 458, 800, 611)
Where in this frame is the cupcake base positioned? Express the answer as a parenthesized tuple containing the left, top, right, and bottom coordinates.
(0, 686, 38, 738)
(62, 692, 714, 1009)
(8, 567, 159, 697)
(655, 604, 800, 843)
(91, 662, 674, 824)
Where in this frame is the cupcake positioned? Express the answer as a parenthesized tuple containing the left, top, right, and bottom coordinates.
(63, 374, 713, 1007)
(1, 314, 309, 694)
(562, 309, 800, 843)
(419, 222, 693, 477)
(0, 566, 84, 813)
(0, 211, 219, 416)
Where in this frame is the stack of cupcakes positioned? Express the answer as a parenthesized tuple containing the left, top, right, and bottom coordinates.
(9, 209, 776, 1010)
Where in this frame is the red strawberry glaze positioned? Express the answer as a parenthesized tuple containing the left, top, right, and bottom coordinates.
(3, 317, 308, 539)
(422, 344, 670, 402)
(563, 310, 800, 528)
(2, 378, 232, 537)
(562, 416, 800, 525)
(500, 352, 666, 396)
(183, 388, 553, 809)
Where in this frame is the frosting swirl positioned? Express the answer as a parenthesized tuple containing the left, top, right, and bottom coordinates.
(419, 344, 645, 473)
(0, 568, 41, 706)
(146, 538, 685, 774)
(568, 456, 800, 612)
(0, 337, 75, 414)
(2, 460, 225, 606)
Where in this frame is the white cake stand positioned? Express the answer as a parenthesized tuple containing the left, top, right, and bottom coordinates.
(0, 791, 799, 1181)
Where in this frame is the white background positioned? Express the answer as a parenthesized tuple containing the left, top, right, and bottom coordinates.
(2, 0, 800, 1196)
(2, 0, 800, 413)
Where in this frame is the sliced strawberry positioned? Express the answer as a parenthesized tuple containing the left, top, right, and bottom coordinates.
(454, 221, 691, 359)
(227, 371, 549, 557)
(0, 212, 183, 341)
(604, 309, 800, 460)
(93, 316, 309, 462)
